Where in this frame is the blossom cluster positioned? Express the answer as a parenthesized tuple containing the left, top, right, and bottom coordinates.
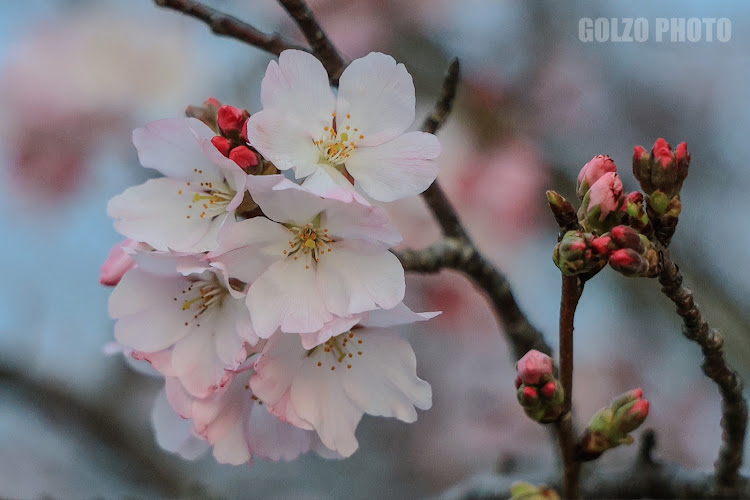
(102, 50, 441, 464)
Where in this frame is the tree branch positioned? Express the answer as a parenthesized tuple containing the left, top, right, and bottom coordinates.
(395, 239, 551, 360)
(276, 0, 348, 84)
(153, 0, 307, 57)
(658, 247, 748, 495)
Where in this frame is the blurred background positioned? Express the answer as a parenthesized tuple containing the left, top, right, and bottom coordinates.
(0, 0, 749, 498)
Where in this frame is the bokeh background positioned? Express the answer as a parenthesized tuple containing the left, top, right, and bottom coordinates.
(1, 0, 749, 498)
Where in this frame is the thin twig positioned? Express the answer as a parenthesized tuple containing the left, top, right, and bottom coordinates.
(556, 274, 583, 499)
(658, 247, 748, 495)
(395, 239, 551, 359)
(276, 0, 348, 84)
(0, 364, 185, 497)
(153, 0, 307, 56)
(422, 58, 461, 135)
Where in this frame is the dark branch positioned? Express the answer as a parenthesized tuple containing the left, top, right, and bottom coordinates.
(422, 58, 460, 135)
(394, 239, 551, 360)
(658, 247, 748, 495)
(276, 0, 348, 84)
(0, 364, 184, 497)
(154, 0, 306, 57)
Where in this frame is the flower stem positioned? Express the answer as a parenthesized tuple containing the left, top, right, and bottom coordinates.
(557, 274, 583, 499)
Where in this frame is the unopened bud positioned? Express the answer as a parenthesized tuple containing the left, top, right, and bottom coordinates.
(553, 231, 607, 276)
(577, 155, 617, 199)
(186, 97, 222, 132)
(632, 138, 690, 198)
(211, 136, 232, 157)
(541, 380, 557, 399)
(578, 172, 625, 234)
(609, 248, 649, 277)
(545, 190, 578, 232)
(218, 105, 249, 135)
(521, 386, 539, 404)
(591, 235, 614, 256)
(517, 350, 554, 385)
(229, 146, 259, 171)
(610, 225, 645, 253)
(100, 239, 138, 286)
(623, 192, 652, 234)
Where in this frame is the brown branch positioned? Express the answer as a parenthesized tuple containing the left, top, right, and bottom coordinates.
(0, 364, 185, 497)
(658, 247, 748, 496)
(556, 275, 583, 499)
(276, 0, 348, 84)
(153, 0, 307, 57)
(394, 239, 551, 360)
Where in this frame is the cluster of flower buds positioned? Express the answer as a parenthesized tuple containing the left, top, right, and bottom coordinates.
(591, 225, 658, 278)
(577, 388, 650, 461)
(515, 350, 564, 423)
(102, 50, 443, 465)
(552, 230, 607, 277)
(510, 482, 560, 500)
(633, 139, 690, 245)
(576, 155, 625, 234)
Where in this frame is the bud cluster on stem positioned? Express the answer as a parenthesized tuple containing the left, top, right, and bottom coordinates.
(553, 230, 607, 277)
(591, 225, 658, 278)
(577, 388, 650, 461)
(515, 350, 564, 423)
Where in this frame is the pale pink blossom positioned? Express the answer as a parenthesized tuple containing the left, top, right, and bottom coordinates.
(208, 174, 404, 338)
(107, 118, 250, 253)
(246, 50, 441, 202)
(516, 349, 554, 385)
(154, 370, 336, 465)
(577, 155, 617, 199)
(586, 171, 624, 220)
(109, 257, 258, 398)
(250, 304, 437, 457)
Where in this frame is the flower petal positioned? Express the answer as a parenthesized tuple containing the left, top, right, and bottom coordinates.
(322, 200, 401, 247)
(336, 52, 415, 146)
(133, 118, 222, 180)
(246, 174, 328, 225)
(317, 241, 405, 317)
(246, 403, 313, 462)
(152, 389, 209, 460)
(247, 256, 333, 337)
(363, 302, 441, 328)
(346, 131, 441, 202)
(299, 314, 364, 350)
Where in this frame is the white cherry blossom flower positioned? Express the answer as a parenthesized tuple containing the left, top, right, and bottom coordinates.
(107, 117, 250, 253)
(208, 174, 404, 338)
(250, 303, 438, 457)
(246, 50, 441, 202)
(109, 256, 258, 398)
(154, 370, 337, 465)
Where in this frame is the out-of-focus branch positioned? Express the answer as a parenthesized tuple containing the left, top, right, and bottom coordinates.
(440, 430, 750, 500)
(276, 0, 348, 84)
(395, 239, 551, 359)
(0, 365, 184, 498)
(153, 0, 307, 57)
(658, 247, 748, 495)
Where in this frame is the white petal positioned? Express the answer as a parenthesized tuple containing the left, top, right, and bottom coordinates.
(110, 269, 194, 352)
(322, 199, 402, 247)
(107, 177, 227, 252)
(363, 302, 441, 328)
(340, 328, 432, 421)
(165, 376, 195, 418)
(152, 389, 209, 460)
(317, 241, 405, 317)
(246, 110, 323, 177)
(299, 314, 364, 350)
(260, 50, 335, 128)
(132, 118, 222, 180)
(345, 131, 441, 202)
(290, 355, 363, 457)
(299, 163, 367, 205)
(336, 52, 415, 146)
(246, 403, 313, 462)
(247, 256, 333, 338)
(212, 419, 251, 465)
(171, 321, 238, 398)
(246, 174, 328, 225)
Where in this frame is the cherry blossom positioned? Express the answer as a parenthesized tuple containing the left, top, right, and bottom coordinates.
(107, 117, 250, 253)
(208, 174, 404, 338)
(109, 256, 258, 398)
(246, 50, 441, 202)
(153, 370, 337, 465)
(250, 303, 437, 457)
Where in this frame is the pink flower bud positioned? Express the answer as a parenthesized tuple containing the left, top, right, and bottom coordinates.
(609, 248, 649, 277)
(675, 142, 688, 162)
(203, 97, 222, 110)
(629, 399, 649, 419)
(229, 146, 259, 170)
(631, 388, 643, 399)
(211, 136, 232, 157)
(522, 386, 539, 403)
(577, 155, 617, 199)
(517, 349, 554, 385)
(515, 375, 522, 389)
(610, 225, 645, 253)
(100, 239, 138, 286)
(541, 380, 557, 398)
(591, 235, 613, 256)
(217, 105, 249, 134)
(652, 138, 673, 167)
(586, 172, 623, 220)
(633, 145, 649, 161)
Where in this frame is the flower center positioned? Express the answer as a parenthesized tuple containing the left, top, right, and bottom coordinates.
(176, 176, 235, 221)
(309, 330, 364, 371)
(313, 113, 366, 166)
(177, 274, 228, 324)
(283, 221, 334, 268)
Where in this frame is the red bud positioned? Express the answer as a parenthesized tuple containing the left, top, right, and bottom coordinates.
(522, 386, 539, 403)
(591, 236, 612, 256)
(675, 142, 688, 162)
(229, 146, 259, 170)
(629, 399, 650, 419)
(541, 381, 557, 398)
(211, 136, 232, 157)
(203, 97, 222, 109)
(633, 145, 648, 160)
(218, 105, 248, 134)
